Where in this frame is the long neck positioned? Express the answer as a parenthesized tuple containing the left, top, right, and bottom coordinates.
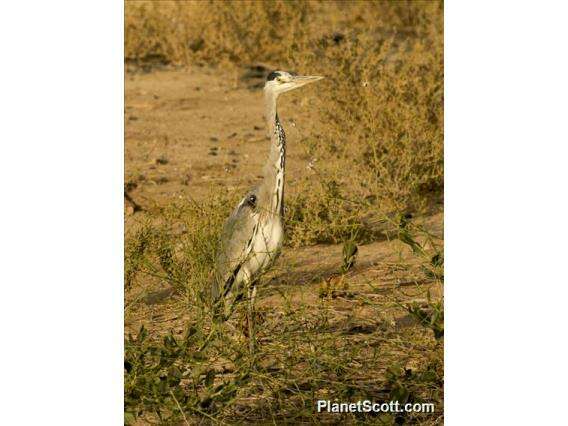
(261, 91, 286, 216)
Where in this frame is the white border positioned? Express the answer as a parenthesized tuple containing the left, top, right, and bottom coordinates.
(0, 1, 123, 424)
(446, 1, 568, 424)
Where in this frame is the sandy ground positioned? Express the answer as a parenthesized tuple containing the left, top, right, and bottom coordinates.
(124, 65, 443, 334)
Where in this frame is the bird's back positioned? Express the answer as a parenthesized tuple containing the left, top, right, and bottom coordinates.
(211, 201, 256, 303)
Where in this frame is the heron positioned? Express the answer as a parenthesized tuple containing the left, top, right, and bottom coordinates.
(210, 70, 323, 348)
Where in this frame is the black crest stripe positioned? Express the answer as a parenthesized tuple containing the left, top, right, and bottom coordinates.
(266, 71, 280, 81)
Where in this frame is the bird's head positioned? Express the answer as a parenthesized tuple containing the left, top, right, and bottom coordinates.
(264, 70, 324, 97)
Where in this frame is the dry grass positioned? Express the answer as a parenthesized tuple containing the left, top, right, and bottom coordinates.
(125, 199, 443, 424)
(125, 1, 444, 424)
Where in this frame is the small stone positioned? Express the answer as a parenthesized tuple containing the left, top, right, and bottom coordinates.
(143, 285, 175, 305)
(156, 156, 168, 165)
(172, 223, 187, 236)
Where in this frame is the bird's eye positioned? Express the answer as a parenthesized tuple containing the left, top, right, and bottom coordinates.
(276, 77, 283, 83)
(247, 194, 257, 207)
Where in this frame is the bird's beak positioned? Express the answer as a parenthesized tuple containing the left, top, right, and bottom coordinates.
(290, 75, 325, 88)
(282, 75, 324, 93)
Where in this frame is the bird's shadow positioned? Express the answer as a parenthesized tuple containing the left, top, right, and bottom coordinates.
(262, 253, 389, 290)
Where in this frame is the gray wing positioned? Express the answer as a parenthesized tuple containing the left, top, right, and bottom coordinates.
(211, 193, 258, 303)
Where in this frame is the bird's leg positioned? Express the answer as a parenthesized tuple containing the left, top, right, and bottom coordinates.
(247, 283, 257, 359)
